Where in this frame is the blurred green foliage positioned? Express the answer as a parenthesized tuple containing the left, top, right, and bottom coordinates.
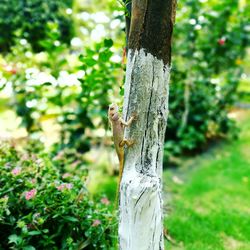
(2, 34, 120, 151)
(0, 0, 74, 52)
(164, 0, 250, 161)
(59, 39, 120, 151)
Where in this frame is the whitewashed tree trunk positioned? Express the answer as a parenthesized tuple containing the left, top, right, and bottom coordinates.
(118, 1, 176, 249)
(119, 49, 170, 249)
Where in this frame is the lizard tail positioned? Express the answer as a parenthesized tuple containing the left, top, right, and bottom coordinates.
(115, 155, 124, 208)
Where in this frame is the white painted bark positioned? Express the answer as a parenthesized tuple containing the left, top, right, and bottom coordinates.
(119, 49, 170, 250)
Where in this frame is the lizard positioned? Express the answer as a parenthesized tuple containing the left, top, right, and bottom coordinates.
(108, 103, 137, 204)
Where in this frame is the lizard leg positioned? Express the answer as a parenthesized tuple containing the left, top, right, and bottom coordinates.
(119, 112, 138, 127)
(119, 139, 135, 147)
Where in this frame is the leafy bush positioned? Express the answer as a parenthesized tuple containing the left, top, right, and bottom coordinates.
(0, 0, 74, 52)
(164, 0, 249, 161)
(0, 141, 116, 249)
(54, 38, 120, 151)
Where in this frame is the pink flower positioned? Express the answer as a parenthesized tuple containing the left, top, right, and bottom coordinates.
(31, 178, 36, 184)
(56, 183, 73, 191)
(56, 184, 65, 191)
(54, 151, 64, 160)
(21, 154, 29, 161)
(71, 160, 80, 168)
(66, 183, 73, 189)
(101, 197, 110, 205)
(62, 173, 71, 179)
(31, 154, 37, 161)
(25, 189, 37, 200)
(92, 219, 101, 227)
(11, 167, 21, 176)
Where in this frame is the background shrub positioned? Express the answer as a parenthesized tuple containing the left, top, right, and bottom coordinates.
(0, 141, 116, 250)
(164, 0, 249, 161)
(0, 0, 74, 52)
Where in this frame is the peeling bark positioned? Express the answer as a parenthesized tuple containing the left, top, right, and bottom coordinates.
(119, 1, 176, 249)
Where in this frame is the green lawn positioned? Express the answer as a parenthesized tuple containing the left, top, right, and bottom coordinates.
(164, 110, 250, 250)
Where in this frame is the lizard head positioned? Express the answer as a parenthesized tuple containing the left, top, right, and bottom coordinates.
(108, 103, 119, 121)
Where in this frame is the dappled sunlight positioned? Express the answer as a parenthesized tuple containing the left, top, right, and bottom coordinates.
(0, 110, 27, 140)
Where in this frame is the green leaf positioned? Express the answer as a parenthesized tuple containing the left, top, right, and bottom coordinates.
(78, 238, 91, 249)
(85, 58, 97, 66)
(119, 86, 124, 96)
(8, 234, 22, 245)
(104, 38, 113, 48)
(23, 246, 36, 250)
(42, 82, 52, 86)
(28, 231, 41, 236)
(99, 50, 112, 62)
(78, 54, 85, 62)
(63, 216, 78, 222)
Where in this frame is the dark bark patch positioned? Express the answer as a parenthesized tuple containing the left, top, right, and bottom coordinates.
(128, 0, 175, 65)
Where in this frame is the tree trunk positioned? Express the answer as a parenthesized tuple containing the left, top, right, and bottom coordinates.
(119, 0, 176, 249)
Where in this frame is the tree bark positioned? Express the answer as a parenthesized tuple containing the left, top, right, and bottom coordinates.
(119, 1, 176, 249)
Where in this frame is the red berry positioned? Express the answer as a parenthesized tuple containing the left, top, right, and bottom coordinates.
(218, 38, 225, 45)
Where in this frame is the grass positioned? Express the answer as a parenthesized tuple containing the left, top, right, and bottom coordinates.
(164, 110, 250, 250)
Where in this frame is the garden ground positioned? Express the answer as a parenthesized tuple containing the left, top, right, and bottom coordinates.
(164, 109, 250, 250)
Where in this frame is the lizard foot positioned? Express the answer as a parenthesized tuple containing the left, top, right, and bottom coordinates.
(119, 139, 135, 147)
(131, 112, 138, 121)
